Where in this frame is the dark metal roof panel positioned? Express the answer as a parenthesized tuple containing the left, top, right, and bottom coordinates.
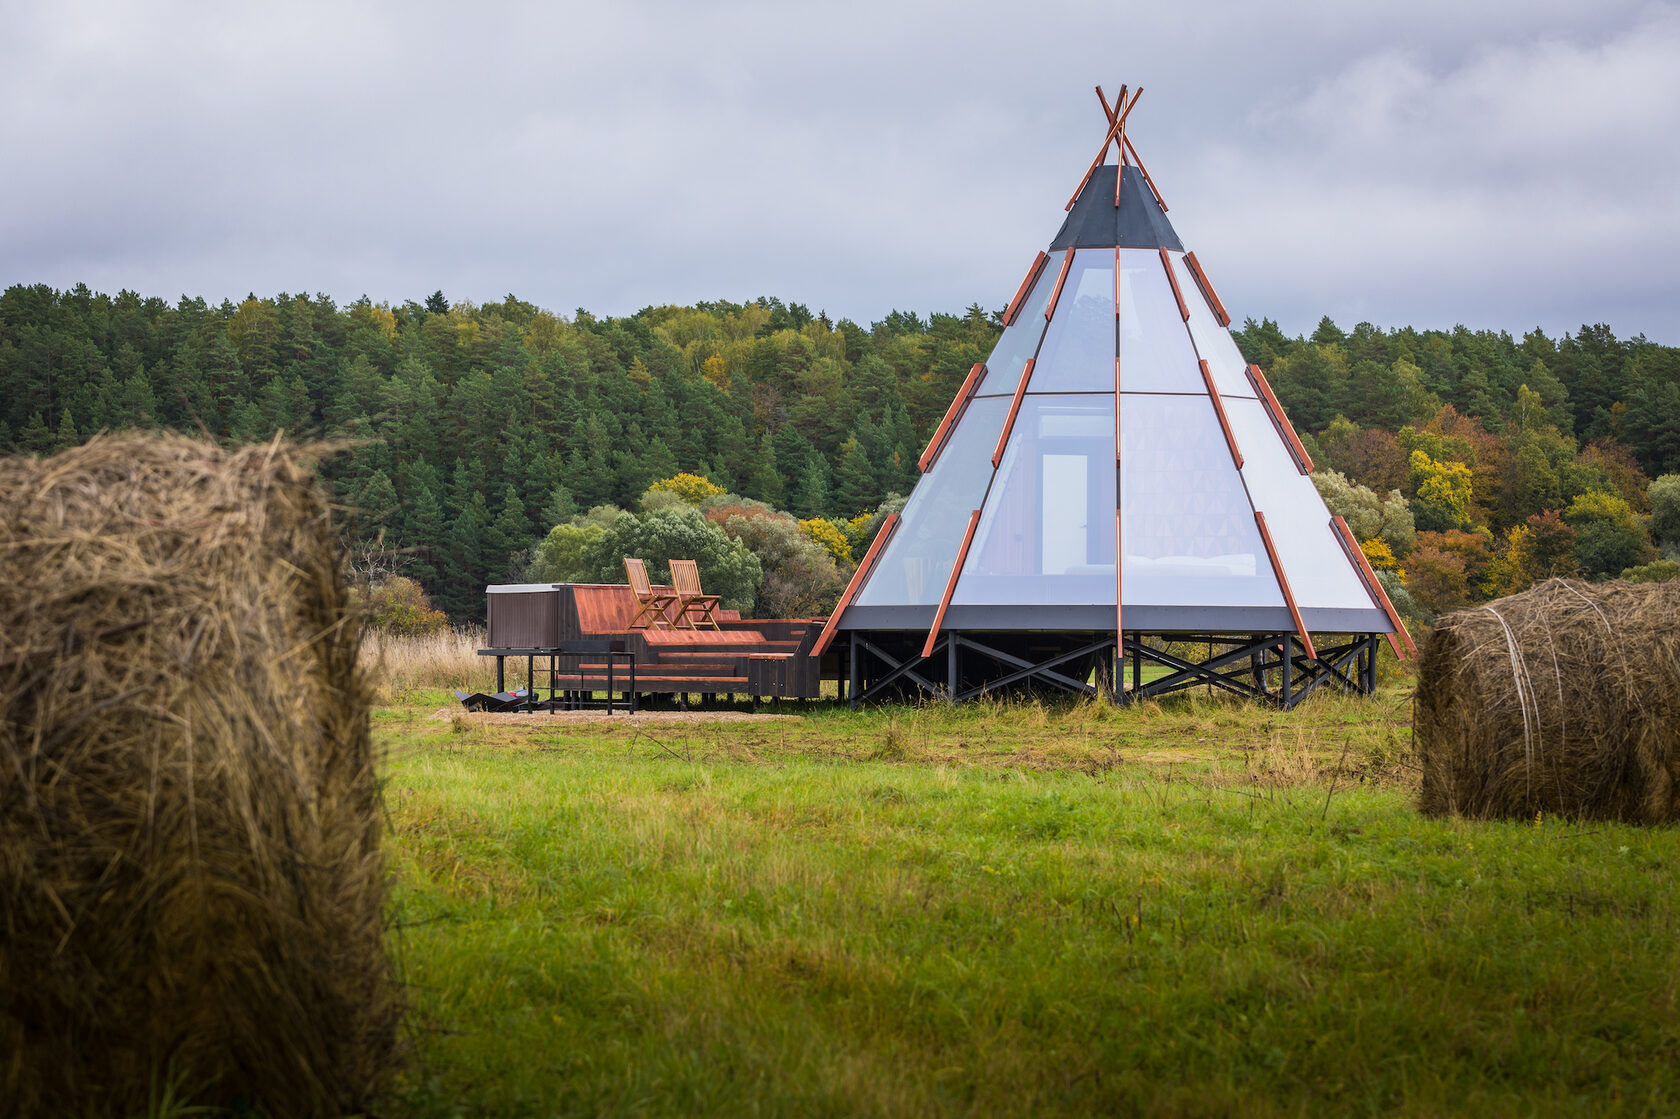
(1049, 165, 1183, 252)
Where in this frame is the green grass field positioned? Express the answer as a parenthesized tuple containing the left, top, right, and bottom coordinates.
(377, 688, 1680, 1117)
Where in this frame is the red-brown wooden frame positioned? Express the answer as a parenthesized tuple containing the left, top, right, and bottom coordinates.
(811, 513, 900, 657)
(1182, 251, 1231, 327)
(1044, 248, 1075, 321)
(1002, 252, 1049, 327)
(1065, 83, 1132, 211)
(1115, 244, 1124, 638)
(920, 362, 986, 472)
(1330, 514, 1416, 659)
(1246, 363, 1314, 473)
(1160, 246, 1189, 321)
(1254, 511, 1316, 660)
(1200, 359, 1243, 469)
(922, 509, 982, 659)
(1123, 133, 1168, 211)
(992, 358, 1034, 468)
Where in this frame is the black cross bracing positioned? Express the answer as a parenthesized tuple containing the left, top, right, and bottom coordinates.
(844, 630, 1381, 709)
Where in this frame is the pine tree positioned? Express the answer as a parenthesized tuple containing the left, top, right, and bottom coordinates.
(400, 481, 444, 589)
(442, 491, 489, 618)
(120, 368, 157, 427)
(773, 426, 815, 500)
(540, 484, 577, 529)
(642, 436, 679, 486)
(833, 434, 876, 517)
(745, 433, 783, 506)
(484, 483, 533, 583)
(52, 407, 79, 452)
(794, 450, 831, 519)
(352, 469, 399, 544)
(21, 412, 52, 456)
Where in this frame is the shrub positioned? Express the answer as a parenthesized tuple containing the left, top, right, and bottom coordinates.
(361, 575, 450, 636)
(799, 517, 854, 566)
(725, 512, 846, 617)
(645, 472, 725, 506)
(1564, 491, 1653, 578)
(1621, 559, 1680, 583)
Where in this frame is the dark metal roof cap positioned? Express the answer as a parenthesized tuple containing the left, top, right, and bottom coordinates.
(1049, 165, 1182, 252)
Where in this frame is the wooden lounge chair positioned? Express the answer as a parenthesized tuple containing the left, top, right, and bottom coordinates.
(668, 559, 723, 630)
(624, 557, 677, 629)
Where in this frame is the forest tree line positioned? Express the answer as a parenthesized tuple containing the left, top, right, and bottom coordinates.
(3, 281, 1678, 623)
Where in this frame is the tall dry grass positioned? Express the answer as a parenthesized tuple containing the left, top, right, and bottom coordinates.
(362, 626, 497, 699)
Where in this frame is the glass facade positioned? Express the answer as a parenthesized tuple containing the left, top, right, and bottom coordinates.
(845, 228, 1378, 624)
(1226, 398, 1374, 610)
(1120, 394, 1282, 608)
(1117, 249, 1203, 394)
(854, 396, 1008, 606)
(974, 255, 1058, 399)
(955, 395, 1116, 605)
(1170, 251, 1256, 400)
(1028, 250, 1116, 394)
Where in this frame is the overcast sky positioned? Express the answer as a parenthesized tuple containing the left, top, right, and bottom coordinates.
(4, 0, 1677, 343)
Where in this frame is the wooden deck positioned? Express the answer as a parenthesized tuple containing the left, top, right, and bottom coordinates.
(489, 583, 826, 700)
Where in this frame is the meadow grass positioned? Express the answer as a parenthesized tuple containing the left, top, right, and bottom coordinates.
(376, 684, 1680, 1117)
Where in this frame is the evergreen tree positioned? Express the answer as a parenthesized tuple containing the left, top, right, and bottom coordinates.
(120, 368, 157, 426)
(51, 407, 79, 452)
(642, 436, 679, 485)
(399, 481, 444, 589)
(746, 433, 782, 505)
(484, 482, 533, 583)
(832, 433, 876, 516)
(794, 450, 831, 519)
(352, 469, 399, 544)
(773, 425, 814, 499)
(442, 491, 489, 618)
(540, 484, 577, 529)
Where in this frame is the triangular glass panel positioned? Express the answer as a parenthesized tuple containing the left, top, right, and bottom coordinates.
(1028, 250, 1116, 394)
(854, 396, 1009, 606)
(1169, 251, 1255, 399)
(1225, 398, 1374, 610)
(974, 257, 1058, 399)
(1118, 249, 1202, 394)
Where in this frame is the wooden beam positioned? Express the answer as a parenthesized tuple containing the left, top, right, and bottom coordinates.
(1182, 251, 1231, 327)
(1160, 247, 1189, 321)
(1330, 515, 1416, 659)
(1115, 508, 1123, 640)
(1114, 251, 1123, 639)
(1064, 84, 1128, 211)
(923, 509, 982, 660)
(1246, 364, 1315, 473)
(1123, 132, 1168, 211)
(1254, 511, 1316, 661)
(811, 513, 900, 657)
(992, 358, 1034, 468)
(1044, 247, 1074, 321)
(919, 362, 986, 472)
(1200, 360, 1243, 469)
(1002, 251, 1049, 327)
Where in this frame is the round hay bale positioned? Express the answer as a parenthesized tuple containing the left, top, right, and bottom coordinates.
(0, 434, 399, 1116)
(1415, 577, 1680, 823)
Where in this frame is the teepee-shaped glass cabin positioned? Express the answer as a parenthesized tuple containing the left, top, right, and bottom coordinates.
(817, 86, 1413, 707)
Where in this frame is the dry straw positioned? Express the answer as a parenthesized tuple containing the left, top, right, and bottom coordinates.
(0, 434, 400, 1116)
(1415, 577, 1680, 823)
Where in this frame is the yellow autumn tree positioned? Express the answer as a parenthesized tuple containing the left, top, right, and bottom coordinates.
(646, 472, 725, 505)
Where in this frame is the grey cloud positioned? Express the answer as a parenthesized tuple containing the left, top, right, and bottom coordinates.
(2, 0, 1675, 341)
